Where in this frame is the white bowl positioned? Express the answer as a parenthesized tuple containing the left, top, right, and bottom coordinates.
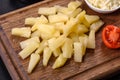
(84, 0, 120, 14)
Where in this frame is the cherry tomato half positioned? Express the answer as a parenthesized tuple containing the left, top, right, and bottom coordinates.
(102, 25, 120, 49)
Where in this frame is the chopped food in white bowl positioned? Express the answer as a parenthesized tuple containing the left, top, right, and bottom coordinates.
(85, 0, 120, 13)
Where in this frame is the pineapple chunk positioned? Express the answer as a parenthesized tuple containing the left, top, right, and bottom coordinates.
(55, 6, 72, 15)
(48, 13, 68, 23)
(74, 42, 83, 62)
(74, 24, 89, 34)
(53, 30, 60, 38)
(19, 41, 40, 59)
(54, 22, 65, 33)
(48, 38, 56, 50)
(63, 17, 78, 36)
(79, 35, 88, 56)
(40, 33, 51, 40)
(69, 8, 82, 18)
(31, 15, 48, 31)
(76, 10, 86, 23)
(32, 24, 55, 39)
(37, 24, 55, 35)
(62, 38, 73, 58)
(36, 15, 48, 24)
(40, 30, 60, 39)
(85, 15, 100, 24)
(11, 27, 31, 38)
(48, 35, 66, 51)
(82, 17, 90, 28)
(52, 54, 67, 69)
(20, 37, 40, 49)
(68, 1, 82, 10)
(35, 40, 47, 54)
(31, 30, 41, 37)
(31, 23, 39, 31)
(43, 47, 52, 66)
(38, 7, 57, 15)
(69, 33, 79, 42)
(27, 53, 40, 73)
(25, 15, 48, 26)
(90, 20, 104, 32)
(25, 17, 37, 26)
(53, 48, 61, 57)
(87, 30, 95, 49)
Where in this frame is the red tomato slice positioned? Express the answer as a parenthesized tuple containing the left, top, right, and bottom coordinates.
(102, 25, 120, 49)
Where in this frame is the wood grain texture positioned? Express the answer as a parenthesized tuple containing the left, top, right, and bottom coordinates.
(0, 0, 120, 80)
(0, 27, 29, 80)
(0, 36, 20, 80)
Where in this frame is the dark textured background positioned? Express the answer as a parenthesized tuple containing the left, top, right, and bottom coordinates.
(0, 0, 120, 80)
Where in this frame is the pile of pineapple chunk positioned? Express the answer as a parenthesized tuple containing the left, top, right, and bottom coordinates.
(11, 1, 104, 73)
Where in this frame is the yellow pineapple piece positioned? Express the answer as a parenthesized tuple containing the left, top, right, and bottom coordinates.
(90, 20, 104, 32)
(40, 33, 54, 40)
(87, 30, 95, 49)
(68, 1, 82, 10)
(25, 15, 48, 26)
(54, 22, 65, 33)
(38, 7, 57, 15)
(31, 16, 48, 31)
(55, 5, 72, 15)
(48, 35, 66, 51)
(69, 33, 79, 42)
(37, 24, 55, 35)
(48, 13, 69, 23)
(76, 10, 86, 23)
(31, 23, 39, 31)
(31, 30, 41, 37)
(48, 38, 56, 51)
(11, 27, 31, 38)
(25, 17, 37, 26)
(43, 47, 52, 66)
(69, 8, 82, 18)
(53, 48, 61, 57)
(74, 24, 89, 34)
(53, 30, 60, 38)
(36, 15, 48, 24)
(32, 24, 56, 39)
(82, 17, 90, 28)
(35, 40, 47, 55)
(31, 30, 58, 41)
(27, 53, 40, 73)
(63, 17, 78, 36)
(74, 42, 83, 62)
(19, 41, 40, 59)
(85, 15, 100, 24)
(20, 37, 40, 49)
(52, 54, 67, 69)
(79, 35, 88, 56)
(62, 38, 73, 58)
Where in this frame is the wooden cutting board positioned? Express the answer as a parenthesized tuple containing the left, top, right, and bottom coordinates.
(0, 0, 120, 80)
